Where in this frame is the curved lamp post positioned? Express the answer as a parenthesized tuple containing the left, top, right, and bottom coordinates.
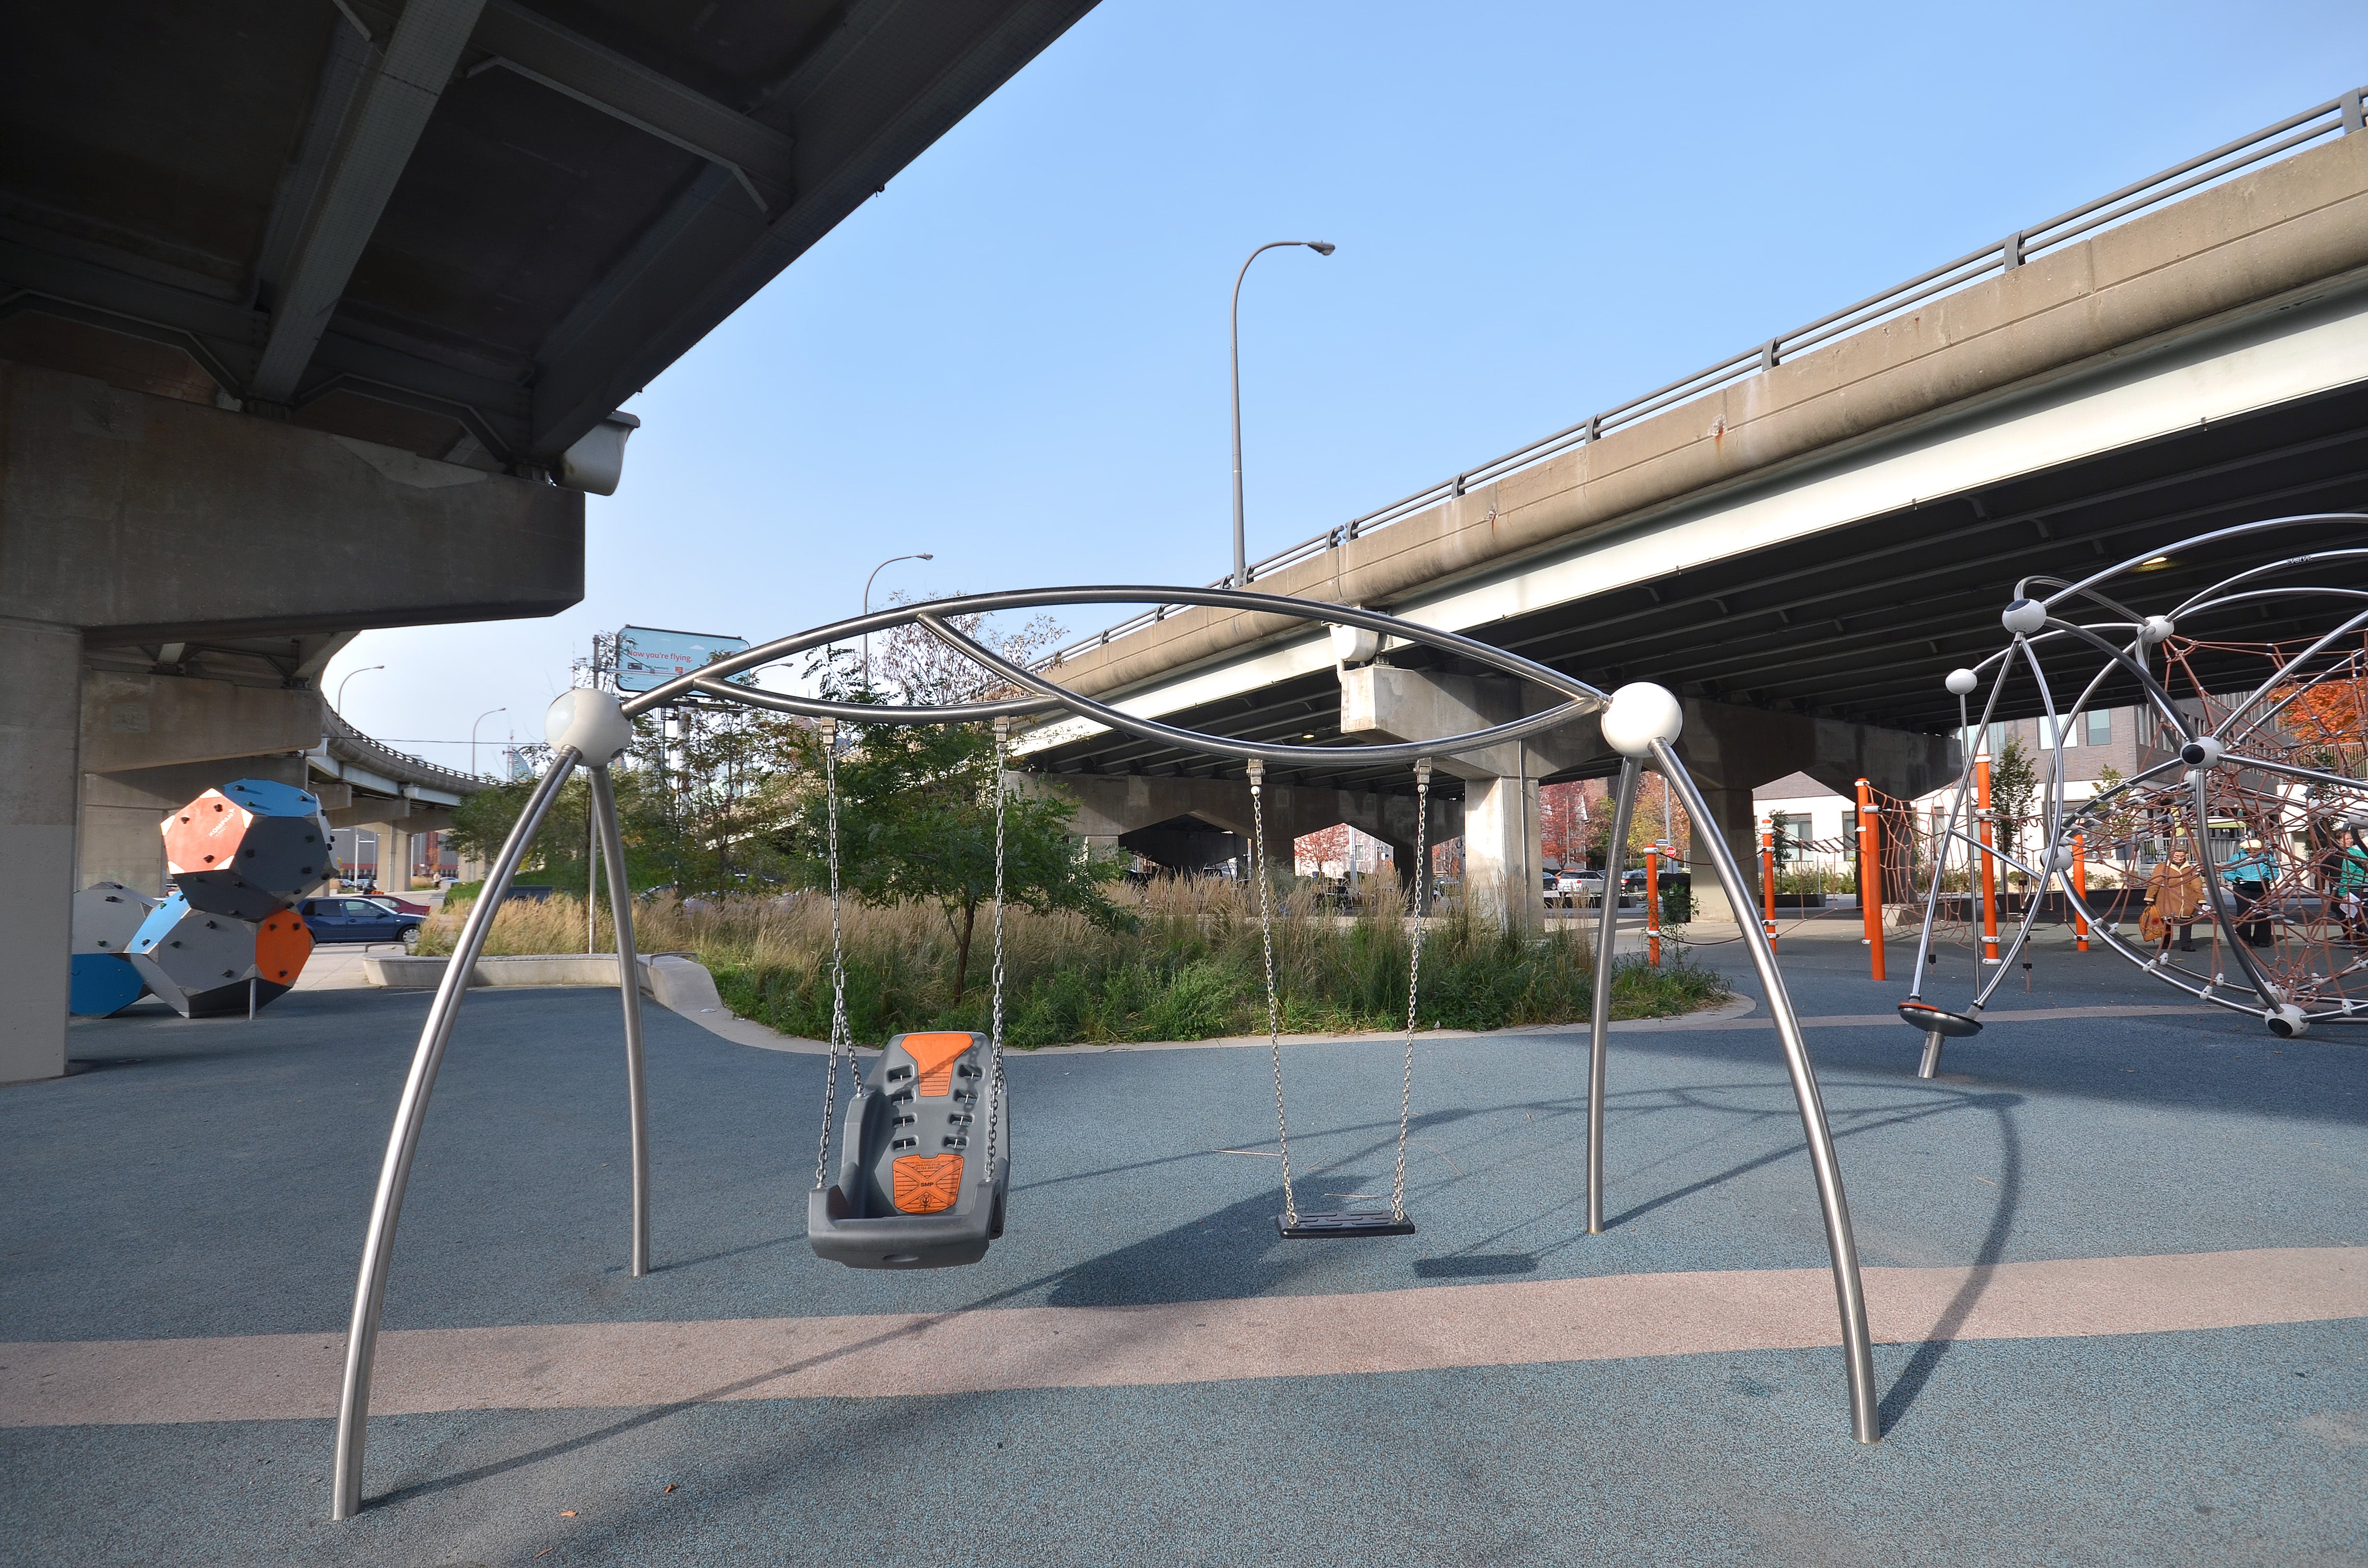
(470, 706, 507, 779)
(862, 552, 933, 690)
(336, 665, 386, 716)
(1231, 240, 1334, 589)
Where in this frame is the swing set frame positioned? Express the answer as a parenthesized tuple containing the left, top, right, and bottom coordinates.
(327, 585, 1882, 1521)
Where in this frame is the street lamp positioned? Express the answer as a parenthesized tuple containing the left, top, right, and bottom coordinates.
(471, 706, 507, 779)
(862, 552, 934, 691)
(336, 664, 385, 715)
(1230, 240, 1335, 589)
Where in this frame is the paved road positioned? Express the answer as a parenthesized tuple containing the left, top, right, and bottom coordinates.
(3, 918, 2362, 1565)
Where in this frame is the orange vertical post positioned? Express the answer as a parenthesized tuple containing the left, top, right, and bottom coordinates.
(1760, 821, 1779, 951)
(1977, 751, 2001, 964)
(1856, 778, 1884, 982)
(1644, 844, 1662, 966)
(2072, 830, 2091, 951)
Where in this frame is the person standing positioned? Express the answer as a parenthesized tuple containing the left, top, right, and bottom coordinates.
(2224, 837, 2275, 949)
(2324, 824, 2368, 945)
(2145, 842, 2205, 957)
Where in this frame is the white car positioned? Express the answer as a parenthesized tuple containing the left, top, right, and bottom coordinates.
(1553, 870, 1604, 906)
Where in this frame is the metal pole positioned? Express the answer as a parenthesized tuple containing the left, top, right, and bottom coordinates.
(1760, 821, 1779, 951)
(1651, 740, 1880, 1444)
(587, 796, 599, 954)
(335, 665, 385, 716)
(1857, 779, 1885, 981)
(1587, 758, 1641, 1234)
(470, 706, 506, 780)
(2073, 830, 2091, 951)
(1230, 241, 1333, 589)
(1645, 844, 1661, 967)
(331, 747, 581, 1520)
(861, 552, 932, 691)
(589, 766, 650, 1278)
(1977, 751, 2001, 965)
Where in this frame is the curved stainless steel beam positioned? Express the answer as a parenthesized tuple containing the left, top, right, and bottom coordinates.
(688, 674, 1061, 723)
(332, 746, 581, 1520)
(1587, 757, 1642, 1236)
(620, 584, 1605, 718)
(915, 611, 1598, 768)
(589, 765, 651, 1278)
(1652, 739, 1880, 1443)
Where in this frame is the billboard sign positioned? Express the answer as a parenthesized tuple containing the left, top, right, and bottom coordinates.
(615, 625, 751, 693)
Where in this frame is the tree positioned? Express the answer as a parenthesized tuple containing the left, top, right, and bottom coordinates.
(1989, 736, 2037, 859)
(776, 721, 1130, 1001)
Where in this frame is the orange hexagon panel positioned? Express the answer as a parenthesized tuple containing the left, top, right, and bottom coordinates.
(163, 790, 251, 878)
(253, 908, 315, 987)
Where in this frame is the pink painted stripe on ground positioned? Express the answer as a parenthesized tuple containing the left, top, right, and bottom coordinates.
(3, 1247, 2358, 1428)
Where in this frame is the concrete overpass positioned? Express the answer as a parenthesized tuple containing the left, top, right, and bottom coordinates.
(1022, 91, 2368, 925)
(1, 0, 1099, 1082)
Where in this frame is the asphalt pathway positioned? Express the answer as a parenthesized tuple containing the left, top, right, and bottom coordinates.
(2, 918, 2363, 1565)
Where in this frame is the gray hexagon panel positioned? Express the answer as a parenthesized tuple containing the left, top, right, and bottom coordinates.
(125, 892, 262, 1018)
(71, 882, 155, 955)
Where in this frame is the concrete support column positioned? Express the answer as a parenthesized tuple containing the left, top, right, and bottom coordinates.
(1, 618, 82, 1085)
(1686, 782, 1763, 928)
(383, 823, 411, 893)
(1339, 665, 1592, 932)
(1460, 770, 1543, 931)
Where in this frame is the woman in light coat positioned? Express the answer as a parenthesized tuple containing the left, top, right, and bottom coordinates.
(2145, 843, 2206, 956)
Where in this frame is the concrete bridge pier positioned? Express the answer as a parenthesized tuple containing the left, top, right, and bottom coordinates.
(1, 620, 84, 1087)
(1025, 770, 1457, 895)
(1340, 665, 1610, 930)
(1337, 664, 1952, 932)
(1667, 699, 1955, 928)
(0, 362, 582, 1084)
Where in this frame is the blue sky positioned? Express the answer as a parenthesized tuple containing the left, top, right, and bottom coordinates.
(328, 1, 2368, 770)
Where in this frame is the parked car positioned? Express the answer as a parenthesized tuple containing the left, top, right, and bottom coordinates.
(296, 895, 426, 948)
(1553, 869, 1605, 907)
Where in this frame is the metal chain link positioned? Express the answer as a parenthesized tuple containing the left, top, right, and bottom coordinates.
(982, 719, 1009, 1190)
(813, 719, 852, 1191)
(1249, 760, 1297, 1225)
(1390, 760, 1432, 1222)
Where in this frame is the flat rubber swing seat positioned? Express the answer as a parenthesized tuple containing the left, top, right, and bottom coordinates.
(808, 1031, 1009, 1270)
(1277, 1210, 1416, 1239)
(1897, 1001, 1983, 1037)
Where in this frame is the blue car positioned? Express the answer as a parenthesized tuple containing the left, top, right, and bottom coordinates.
(296, 896, 426, 947)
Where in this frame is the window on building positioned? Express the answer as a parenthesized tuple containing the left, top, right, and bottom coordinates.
(2086, 708, 2110, 746)
(1772, 812, 1814, 863)
(1988, 721, 2008, 755)
(2038, 716, 2059, 749)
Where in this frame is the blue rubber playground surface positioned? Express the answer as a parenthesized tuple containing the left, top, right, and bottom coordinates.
(2, 920, 2364, 1566)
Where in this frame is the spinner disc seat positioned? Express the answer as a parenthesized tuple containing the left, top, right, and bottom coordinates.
(808, 1031, 1009, 1270)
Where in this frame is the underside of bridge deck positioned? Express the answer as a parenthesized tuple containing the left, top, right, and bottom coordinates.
(1026, 375, 2368, 803)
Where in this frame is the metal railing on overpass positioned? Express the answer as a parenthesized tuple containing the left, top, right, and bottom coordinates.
(1041, 84, 2368, 670)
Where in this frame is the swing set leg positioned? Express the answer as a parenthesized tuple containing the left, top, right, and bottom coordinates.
(1587, 758, 1642, 1235)
(1653, 741, 1882, 1445)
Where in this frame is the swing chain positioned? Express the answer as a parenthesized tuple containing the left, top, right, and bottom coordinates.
(1249, 759, 1297, 1226)
(1391, 759, 1431, 1222)
(983, 718, 1009, 1188)
(814, 718, 851, 1192)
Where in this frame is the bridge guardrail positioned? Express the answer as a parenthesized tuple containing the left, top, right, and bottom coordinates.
(1041, 84, 2367, 671)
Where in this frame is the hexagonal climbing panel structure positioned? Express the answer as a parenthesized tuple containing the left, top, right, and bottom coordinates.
(163, 779, 332, 921)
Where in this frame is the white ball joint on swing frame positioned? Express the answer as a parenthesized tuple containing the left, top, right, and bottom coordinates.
(326, 584, 1889, 1520)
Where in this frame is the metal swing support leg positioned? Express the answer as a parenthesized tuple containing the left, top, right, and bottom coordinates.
(589, 764, 651, 1278)
(1652, 740, 1881, 1444)
(1587, 758, 1642, 1234)
(330, 748, 582, 1521)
